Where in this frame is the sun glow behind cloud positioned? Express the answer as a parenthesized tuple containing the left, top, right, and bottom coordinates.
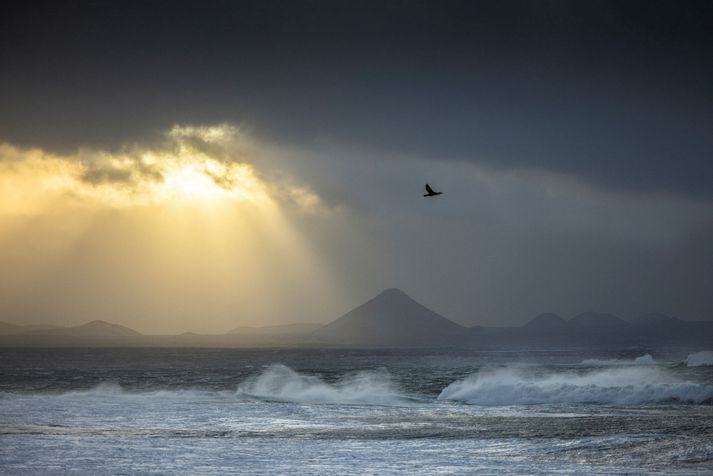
(0, 125, 343, 333)
(0, 125, 280, 212)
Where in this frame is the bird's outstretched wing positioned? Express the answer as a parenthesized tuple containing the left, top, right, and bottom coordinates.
(425, 184, 435, 194)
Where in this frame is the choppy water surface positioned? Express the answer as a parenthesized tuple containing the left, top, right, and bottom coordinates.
(1, 348, 712, 474)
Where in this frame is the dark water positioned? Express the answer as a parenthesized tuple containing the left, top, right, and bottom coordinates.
(1, 348, 712, 474)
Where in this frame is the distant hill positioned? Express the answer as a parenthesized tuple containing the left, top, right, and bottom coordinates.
(27, 320, 142, 337)
(521, 313, 567, 329)
(0, 322, 23, 335)
(228, 323, 323, 336)
(314, 288, 466, 346)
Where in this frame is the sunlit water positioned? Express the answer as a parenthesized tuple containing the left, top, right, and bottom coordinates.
(1, 348, 712, 474)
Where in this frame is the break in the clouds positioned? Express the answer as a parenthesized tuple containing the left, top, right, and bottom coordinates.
(0, 125, 322, 213)
(0, 125, 342, 333)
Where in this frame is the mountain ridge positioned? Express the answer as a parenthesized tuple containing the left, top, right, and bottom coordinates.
(1, 290, 711, 347)
(522, 312, 568, 329)
(228, 323, 323, 335)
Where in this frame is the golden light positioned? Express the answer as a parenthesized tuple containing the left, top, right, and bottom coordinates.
(154, 159, 265, 205)
(0, 126, 275, 211)
(0, 124, 346, 333)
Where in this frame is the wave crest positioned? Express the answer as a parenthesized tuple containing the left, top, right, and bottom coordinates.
(437, 366, 713, 405)
(236, 364, 405, 405)
(581, 354, 656, 366)
(686, 351, 713, 367)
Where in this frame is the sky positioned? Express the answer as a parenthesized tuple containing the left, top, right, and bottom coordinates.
(1, 0, 712, 333)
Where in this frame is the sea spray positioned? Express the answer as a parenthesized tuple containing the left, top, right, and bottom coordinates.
(633, 354, 656, 365)
(236, 364, 406, 405)
(686, 351, 713, 367)
(438, 365, 713, 405)
(581, 354, 656, 366)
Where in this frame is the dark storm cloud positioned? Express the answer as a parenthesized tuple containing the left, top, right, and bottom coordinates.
(80, 159, 163, 186)
(1, 0, 713, 196)
(81, 166, 133, 185)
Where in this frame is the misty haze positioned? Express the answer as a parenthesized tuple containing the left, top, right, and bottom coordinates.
(1, 1, 712, 475)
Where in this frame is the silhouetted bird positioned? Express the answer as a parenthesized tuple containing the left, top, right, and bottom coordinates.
(423, 183, 443, 197)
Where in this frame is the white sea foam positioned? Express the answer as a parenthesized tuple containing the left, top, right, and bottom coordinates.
(438, 365, 713, 405)
(236, 364, 405, 405)
(581, 354, 656, 366)
(685, 351, 713, 367)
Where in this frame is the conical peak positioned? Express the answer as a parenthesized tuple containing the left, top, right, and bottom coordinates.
(378, 288, 407, 297)
(371, 288, 417, 306)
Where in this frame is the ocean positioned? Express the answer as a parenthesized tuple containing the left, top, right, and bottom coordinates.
(1, 348, 712, 474)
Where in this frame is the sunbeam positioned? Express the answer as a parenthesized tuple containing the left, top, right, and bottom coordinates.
(0, 125, 343, 333)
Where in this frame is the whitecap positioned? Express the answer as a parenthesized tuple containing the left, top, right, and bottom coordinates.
(438, 365, 713, 405)
(236, 364, 406, 405)
(581, 354, 656, 366)
(685, 351, 713, 367)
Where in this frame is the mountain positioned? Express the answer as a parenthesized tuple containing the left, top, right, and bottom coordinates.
(27, 320, 142, 337)
(1, 303, 710, 348)
(0, 322, 23, 335)
(569, 312, 627, 327)
(522, 313, 567, 329)
(228, 323, 323, 336)
(314, 288, 466, 346)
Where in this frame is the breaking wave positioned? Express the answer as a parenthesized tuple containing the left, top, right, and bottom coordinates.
(4, 361, 711, 408)
(3, 368, 406, 406)
(438, 365, 713, 405)
(686, 351, 713, 367)
(581, 354, 656, 366)
(236, 364, 407, 405)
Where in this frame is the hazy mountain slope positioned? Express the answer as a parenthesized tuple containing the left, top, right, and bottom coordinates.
(521, 313, 568, 329)
(0, 322, 23, 335)
(314, 288, 466, 346)
(228, 323, 323, 335)
(27, 320, 142, 337)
